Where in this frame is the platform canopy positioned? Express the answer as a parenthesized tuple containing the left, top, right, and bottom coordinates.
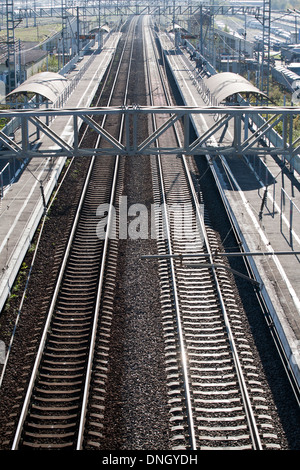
(168, 23, 189, 33)
(90, 24, 110, 34)
(203, 72, 269, 104)
(6, 72, 68, 103)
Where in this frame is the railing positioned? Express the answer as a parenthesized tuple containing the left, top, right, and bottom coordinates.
(0, 162, 10, 198)
(0, 159, 28, 199)
(1, 106, 300, 162)
(281, 188, 300, 249)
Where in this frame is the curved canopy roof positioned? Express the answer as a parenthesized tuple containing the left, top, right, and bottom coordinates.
(90, 24, 110, 34)
(7, 72, 68, 103)
(203, 72, 268, 104)
(100, 24, 110, 33)
(168, 23, 189, 33)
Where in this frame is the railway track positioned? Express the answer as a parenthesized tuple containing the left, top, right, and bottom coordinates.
(11, 17, 138, 450)
(143, 15, 282, 450)
(0, 14, 298, 451)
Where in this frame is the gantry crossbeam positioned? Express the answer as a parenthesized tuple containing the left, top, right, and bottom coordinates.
(0, 106, 299, 173)
(8, 4, 262, 20)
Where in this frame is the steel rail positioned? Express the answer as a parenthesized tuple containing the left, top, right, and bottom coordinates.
(164, 30, 264, 450)
(170, 46, 297, 447)
(76, 16, 138, 449)
(149, 17, 263, 450)
(11, 17, 138, 450)
(11, 143, 97, 451)
(1, 21, 120, 399)
(181, 151, 263, 451)
(11, 117, 106, 449)
(143, 17, 197, 450)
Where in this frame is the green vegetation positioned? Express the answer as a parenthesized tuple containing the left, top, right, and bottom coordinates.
(38, 54, 59, 73)
(267, 78, 290, 105)
(14, 23, 61, 43)
(265, 76, 300, 140)
(0, 22, 61, 44)
(3, 261, 29, 312)
(0, 117, 9, 131)
(242, 69, 300, 138)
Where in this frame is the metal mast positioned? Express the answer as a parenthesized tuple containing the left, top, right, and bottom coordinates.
(258, 0, 271, 97)
(61, 0, 67, 68)
(6, 0, 16, 93)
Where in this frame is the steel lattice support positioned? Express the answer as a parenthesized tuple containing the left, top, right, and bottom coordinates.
(0, 105, 299, 173)
(255, 0, 271, 96)
(6, 4, 264, 20)
(6, 0, 15, 94)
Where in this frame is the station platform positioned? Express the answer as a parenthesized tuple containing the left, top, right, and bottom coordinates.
(0, 32, 121, 315)
(158, 30, 300, 386)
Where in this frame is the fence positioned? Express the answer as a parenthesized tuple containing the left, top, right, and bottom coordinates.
(0, 159, 28, 199)
(281, 188, 300, 249)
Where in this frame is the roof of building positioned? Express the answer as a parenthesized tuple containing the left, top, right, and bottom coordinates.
(90, 24, 110, 34)
(6, 71, 68, 103)
(0, 42, 47, 66)
(168, 24, 189, 33)
(203, 72, 268, 103)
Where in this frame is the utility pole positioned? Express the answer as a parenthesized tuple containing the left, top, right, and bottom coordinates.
(98, 0, 102, 50)
(6, 0, 16, 94)
(256, 0, 271, 98)
(6, 0, 22, 93)
(61, 0, 67, 68)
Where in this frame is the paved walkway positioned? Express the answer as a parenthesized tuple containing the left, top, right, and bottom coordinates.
(0, 33, 121, 314)
(159, 29, 300, 384)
